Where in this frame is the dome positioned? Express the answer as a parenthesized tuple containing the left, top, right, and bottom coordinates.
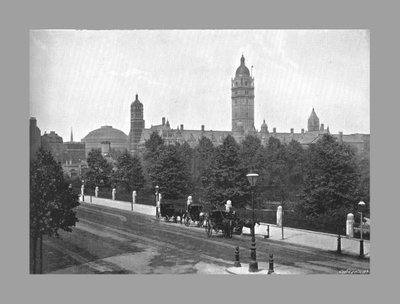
(82, 126, 128, 143)
(235, 55, 250, 76)
(82, 126, 129, 155)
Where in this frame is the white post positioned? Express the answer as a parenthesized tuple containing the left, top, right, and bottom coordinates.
(112, 188, 116, 201)
(132, 190, 137, 211)
(346, 213, 354, 238)
(81, 185, 85, 201)
(95, 186, 99, 198)
(276, 206, 283, 227)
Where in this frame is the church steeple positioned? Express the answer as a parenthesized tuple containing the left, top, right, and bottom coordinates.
(70, 127, 73, 142)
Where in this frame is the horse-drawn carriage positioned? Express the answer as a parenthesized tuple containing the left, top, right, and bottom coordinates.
(184, 204, 205, 227)
(158, 202, 185, 223)
(204, 210, 236, 238)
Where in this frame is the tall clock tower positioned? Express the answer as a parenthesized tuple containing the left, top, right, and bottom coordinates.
(231, 55, 255, 132)
(129, 94, 145, 152)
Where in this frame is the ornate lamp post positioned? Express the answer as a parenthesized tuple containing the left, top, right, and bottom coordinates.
(155, 185, 160, 218)
(247, 173, 259, 272)
(358, 201, 366, 257)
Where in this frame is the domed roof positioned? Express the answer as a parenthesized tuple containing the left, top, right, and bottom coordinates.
(235, 55, 250, 76)
(82, 126, 128, 143)
(131, 94, 143, 107)
(308, 108, 319, 123)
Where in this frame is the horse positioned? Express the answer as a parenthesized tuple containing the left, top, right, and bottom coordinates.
(233, 218, 261, 235)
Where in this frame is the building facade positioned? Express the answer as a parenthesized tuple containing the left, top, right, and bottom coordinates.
(128, 55, 369, 155)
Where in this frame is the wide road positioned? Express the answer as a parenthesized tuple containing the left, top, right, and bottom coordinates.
(41, 203, 370, 274)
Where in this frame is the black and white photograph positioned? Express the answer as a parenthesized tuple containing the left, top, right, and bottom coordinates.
(29, 29, 370, 275)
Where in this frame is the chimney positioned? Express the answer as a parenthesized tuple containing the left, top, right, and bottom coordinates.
(162, 117, 166, 125)
(301, 128, 304, 134)
(290, 128, 294, 134)
(30, 117, 37, 127)
(273, 127, 276, 135)
(180, 124, 184, 131)
(339, 132, 343, 144)
(320, 123, 324, 131)
(201, 125, 205, 131)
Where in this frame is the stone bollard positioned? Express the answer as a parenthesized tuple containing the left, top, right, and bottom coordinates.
(234, 246, 241, 267)
(81, 185, 85, 202)
(112, 188, 116, 201)
(95, 186, 99, 198)
(264, 225, 270, 239)
(337, 227, 342, 254)
(276, 206, 282, 227)
(132, 190, 137, 211)
(268, 253, 274, 274)
(346, 213, 354, 238)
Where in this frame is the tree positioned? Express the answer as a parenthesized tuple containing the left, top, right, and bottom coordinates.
(30, 148, 79, 274)
(299, 134, 361, 228)
(84, 149, 113, 189)
(201, 135, 248, 207)
(148, 144, 192, 199)
(112, 150, 145, 193)
(143, 132, 165, 188)
(285, 139, 307, 201)
(262, 137, 288, 201)
(144, 132, 164, 158)
(193, 136, 216, 191)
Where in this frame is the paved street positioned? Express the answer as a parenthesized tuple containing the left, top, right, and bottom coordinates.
(42, 202, 370, 274)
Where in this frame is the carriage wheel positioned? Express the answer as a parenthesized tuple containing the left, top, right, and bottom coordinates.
(205, 221, 212, 237)
(184, 216, 190, 227)
(207, 226, 212, 237)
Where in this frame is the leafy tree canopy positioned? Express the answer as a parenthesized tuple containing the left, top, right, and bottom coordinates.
(299, 134, 361, 224)
(84, 149, 113, 188)
(201, 135, 248, 207)
(112, 150, 145, 192)
(148, 144, 191, 199)
(30, 148, 79, 240)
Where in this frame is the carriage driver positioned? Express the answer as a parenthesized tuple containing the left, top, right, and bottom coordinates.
(225, 200, 232, 213)
(187, 195, 193, 211)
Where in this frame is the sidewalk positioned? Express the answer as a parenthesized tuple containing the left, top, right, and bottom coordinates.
(81, 195, 370, 258)
(242, 223, 370, 258)
(79, 195, 155, 216)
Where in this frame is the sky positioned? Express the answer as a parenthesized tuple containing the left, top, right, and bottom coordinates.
(30, 30, 370, 141)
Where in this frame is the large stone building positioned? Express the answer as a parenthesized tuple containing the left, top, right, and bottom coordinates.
(128, 55, 369, 155)
(41, 131, 64, 162)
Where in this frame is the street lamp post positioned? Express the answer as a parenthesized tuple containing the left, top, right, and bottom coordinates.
(247, 173, 259, 272)
(358, 201, 366, 258)
(155, 185, 160, 219)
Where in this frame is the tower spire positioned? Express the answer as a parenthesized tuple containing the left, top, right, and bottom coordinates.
(70, 127, 73, 142)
